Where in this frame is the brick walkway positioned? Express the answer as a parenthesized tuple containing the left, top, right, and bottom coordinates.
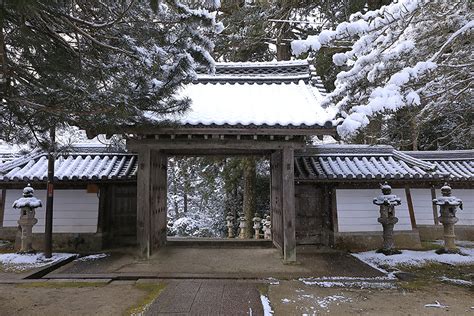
(145, 280, 263, 315)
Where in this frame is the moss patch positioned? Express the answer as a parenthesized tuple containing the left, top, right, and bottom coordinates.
(420, 241, 442, 251)
(398, 263, 473, 290)
(256, 283, 269, 296)
(18, 281, 108, 288)
(125, 282, 166, 316)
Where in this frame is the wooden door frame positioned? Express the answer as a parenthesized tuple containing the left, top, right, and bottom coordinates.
(134, 141, 297, 262)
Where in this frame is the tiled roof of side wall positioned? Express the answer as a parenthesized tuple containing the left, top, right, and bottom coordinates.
(1, 147, 472, 183)
(0, 153, 137, 182)
(294, 147, 473, 181)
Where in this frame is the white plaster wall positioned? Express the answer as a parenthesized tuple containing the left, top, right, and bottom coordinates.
(411, 189, 473, 226)
(336, 189, 413, 232)
(3, 190, 99, 233)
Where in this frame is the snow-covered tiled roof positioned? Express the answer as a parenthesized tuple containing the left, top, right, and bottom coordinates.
(146, 60, 336, 128)
(294, 145, 473, 181)
(2, 146, 471, 183)
(404, 150, 474, 181)
(0, 152, 136, 182)
(163, 81, 336, 127)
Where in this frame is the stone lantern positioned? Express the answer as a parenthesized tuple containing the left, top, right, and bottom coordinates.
(373, 182, 401, 255)
(238, 213, 247, 239)
(433, 183, 463, 254)
(252, 213, 262, 239)
(263, 215, 272, 240)
(12, 184, 42, 253)
(225, 213, 234, 238)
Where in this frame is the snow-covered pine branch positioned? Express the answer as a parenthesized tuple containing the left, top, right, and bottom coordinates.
(292, 0, 473, 142)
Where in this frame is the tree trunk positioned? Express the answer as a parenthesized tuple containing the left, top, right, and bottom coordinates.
(242, 157, 256, 238)
(44, 126, 55, 258)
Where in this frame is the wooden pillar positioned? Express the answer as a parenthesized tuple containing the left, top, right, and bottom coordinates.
(270, 151, 283, 254)
(150, 151, 167, 252)
(405, 187, 417, 229)
(282, 146, 296, 262)
(137, 147, 151, 258)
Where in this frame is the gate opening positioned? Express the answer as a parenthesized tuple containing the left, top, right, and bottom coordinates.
(166, 156, 271, 240)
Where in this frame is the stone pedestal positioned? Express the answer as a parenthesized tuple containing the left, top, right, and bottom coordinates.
(226, 214, 234, 238)
(373, 182, 402, 255)
(252, 213, 261, 239)
(433, 183, 462, 254)
(13, 185, 42, 254)
(263, 215, 272, 240)
(238, 214, 247, 239)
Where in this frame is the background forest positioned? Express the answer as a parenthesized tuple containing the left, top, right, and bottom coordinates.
(167, 0, 472, 237)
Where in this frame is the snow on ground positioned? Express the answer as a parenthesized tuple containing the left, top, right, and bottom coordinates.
(439, 276, 473, 287)
(75, 253, 109, 262)
(281, 293, 352, 312)
(299, 277, 396, 289)
(0, 252, 77, 272)
(353, 247, 474, 269)
(425, 301, 449, 309)
(260, 295, 273, 316)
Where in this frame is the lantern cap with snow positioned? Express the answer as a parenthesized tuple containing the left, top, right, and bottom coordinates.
(12, 184, 42, 209)
(433, 182, 463, 209)
(373, 182, 401, 206)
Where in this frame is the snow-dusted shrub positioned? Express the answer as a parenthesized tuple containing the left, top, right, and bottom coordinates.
(292, 0, 472, 143)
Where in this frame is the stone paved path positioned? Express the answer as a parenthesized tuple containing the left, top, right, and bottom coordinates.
(145, 280, 263, 315)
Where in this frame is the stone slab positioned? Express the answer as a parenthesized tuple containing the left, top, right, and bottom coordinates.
(145, 280, 264, 316)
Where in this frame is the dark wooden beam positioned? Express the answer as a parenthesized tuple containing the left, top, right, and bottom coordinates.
(405, 187, 417, 229)
(431, 186, 439, 225)
(0, 189, 5, 228)
(127, 138, 307, 152)
(126, 126, 337, 137)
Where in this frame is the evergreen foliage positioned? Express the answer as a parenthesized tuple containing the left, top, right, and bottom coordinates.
(0, 0, 221, 144)
(292, 0, 472, 149)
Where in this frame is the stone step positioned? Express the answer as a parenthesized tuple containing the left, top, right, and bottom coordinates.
(166, 237, 273, 248)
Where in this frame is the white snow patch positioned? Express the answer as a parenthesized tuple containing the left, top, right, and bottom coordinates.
(353, 248, 474, 268)
(266, 277, 280, 285)
(439, 276, 473, 286)
(425, 301, 449, 309)
(316, 295, 351, 309)
(76, 253, 109, 262)
(260, 295, 273, 315)
(299, 277, 396, 289)
(0, 253, 77, 271)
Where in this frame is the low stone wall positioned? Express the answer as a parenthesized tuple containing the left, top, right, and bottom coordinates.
(0, 227, 104, 252)
(333, 230, 422, 251)
(417, 225, 474, 241)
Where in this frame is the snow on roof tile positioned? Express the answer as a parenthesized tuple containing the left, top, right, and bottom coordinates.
(1, 146, 471, 183)
(150, 81, 336, 127)
(294, 146, 473, 181)
(0, 152, 136, 182)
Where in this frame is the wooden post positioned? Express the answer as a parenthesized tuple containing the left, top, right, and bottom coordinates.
(44, 126, 55, 258)
(137, 147, 151, 258)
(150, 151, 168, 252)
(430, 187, 439, 225)
(282, 146, 296, 262)
(270, 151, 283, 254)
(405, 187, 417, 229)
(0, 189, 5, 227)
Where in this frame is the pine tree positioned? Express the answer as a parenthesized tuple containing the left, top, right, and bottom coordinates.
(292, 0, 472, 149)
(0, 0, 222, 144)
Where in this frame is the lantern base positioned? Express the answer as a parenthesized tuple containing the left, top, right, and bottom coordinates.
(435, 247, 462, 255)
(376, 248, 402, 256)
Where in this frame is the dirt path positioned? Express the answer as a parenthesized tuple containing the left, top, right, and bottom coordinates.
(267, 280, 474, 315)
(0, 281, 145, 316)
